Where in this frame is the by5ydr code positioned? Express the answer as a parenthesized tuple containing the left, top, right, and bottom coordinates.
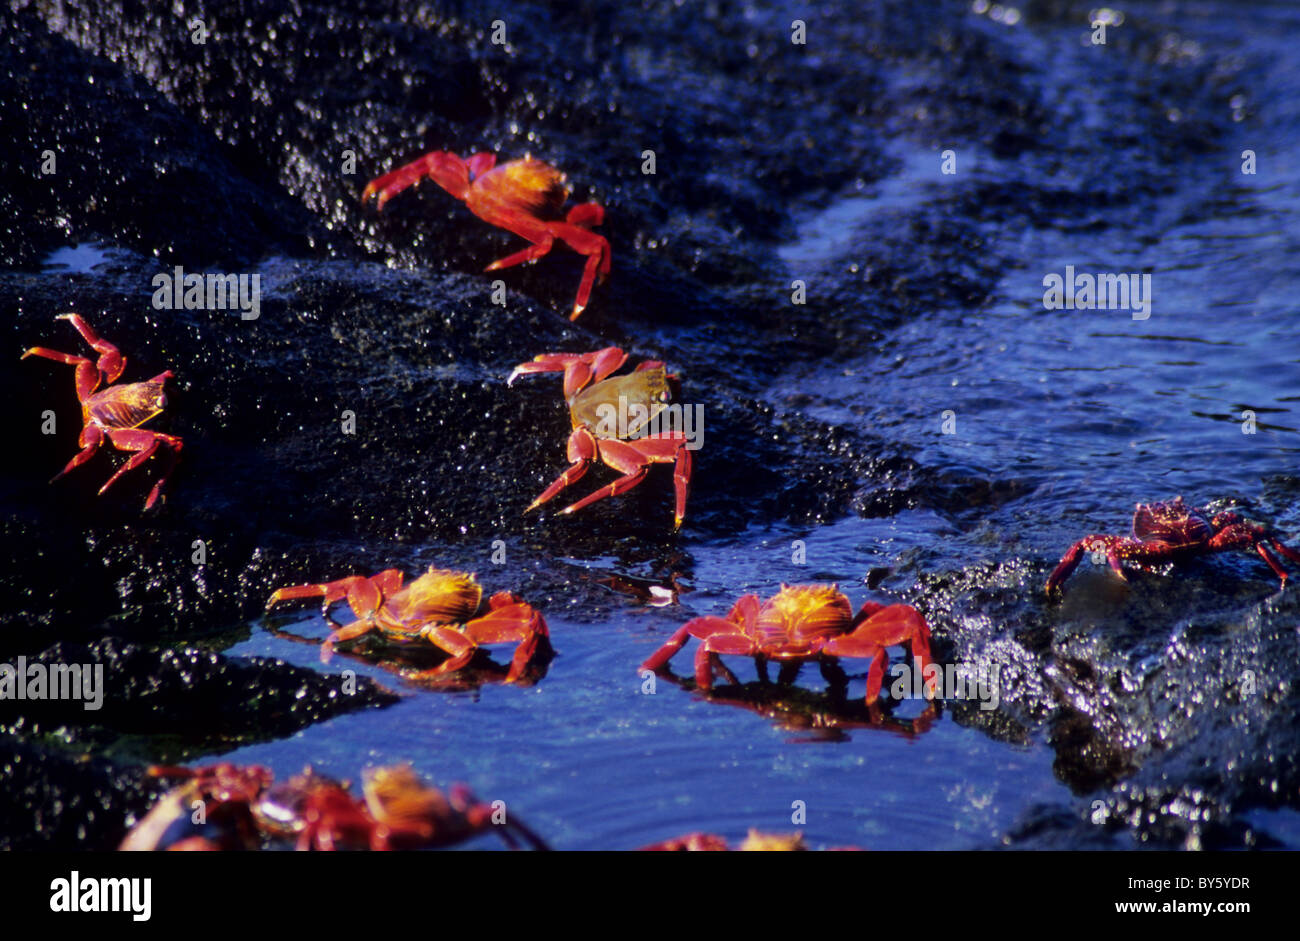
(1130, 877, 1250, 893)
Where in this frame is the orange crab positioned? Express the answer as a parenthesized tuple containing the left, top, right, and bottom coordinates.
(121, 763, 549, 851)
(361, 765, 549, 851)
(265, 567, 551, 684)
(362, 151, 610, 320)
(120, 763, 273, 851)
(640, 584, 937, 705)
(508, 346, 694, 529)
(640, 830, 863, 851)
(22, 313, 181, 509)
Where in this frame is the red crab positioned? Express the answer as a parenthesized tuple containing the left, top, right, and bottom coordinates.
(640, 830, 863, 851)
(1045, 496, 1300, 594)
(265, 567, 551, 684)
(640, 584, 937, 705)
(641, 831, 804, 851)
(361, 765, 549, 851)
(119, 763, 273, 851)
(252, 767, 378, 851)
(508, 346, 693, 529)
(362, 151, 610, 320)
(121, 764, 550, 851)
(22, 314, 180, 509)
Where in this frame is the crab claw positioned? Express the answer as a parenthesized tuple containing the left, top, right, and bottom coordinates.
(507, 347, 628, 400)
(362, 151, 474, 208)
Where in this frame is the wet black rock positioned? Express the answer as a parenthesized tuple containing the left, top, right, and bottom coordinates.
(907, 501, 1300, 849)
(1, 0, 1292, 853)
(0, 733, 161, 851)
(0, 636, 399, 763)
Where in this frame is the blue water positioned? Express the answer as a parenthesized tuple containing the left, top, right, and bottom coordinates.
(18, 0, 1300, 850)
(224, 600, 1063, 849)
(198, 5, 1300, 850)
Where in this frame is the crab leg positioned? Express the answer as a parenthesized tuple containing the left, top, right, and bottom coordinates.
(479, 208, 608, 321)
(266, 570, 404, 620)
(1254, 542, 1291, 586)
(819, 635, 890, 704)
(1210, 522, 1300, 587)
(576, 433, 690, 528)
(776, 661, 803, 685)
(697, 650, 740, 688)
(447, 785, 551, 851)
(141, 434, 183, 510)
(475, 196, 605, 319)
(21, 346, 106, 402)
(848, 604, 934, 655)
(50, 424, 104, 482)
(559, 435, 690, 526)
(1045, 539, 1088, 593)
(855, 600, 889, 619)
(1045, 535, 1134, 593)
(362, 151, 471, 207)
(551, 222, 611, 320)
(639, 624, 695, 673)
(818, 658, 849, 687)
(526, 427, 596, 512)
(500, 816, 552, 852)
(100, 428, 182, 509)
(507, 347, 627, 399)
(729, 594, 762, 624)
(560, 461, 648, 517)
(566, 202, 604, 228)
(571, 251, 604, 320)
(877, 605, 935, 690)
(564, 346, 625, 396)
(670, 440, 691, 530)
(1271, 540, 1300, 565)
(321, 619, 383, 661)
(710, 596, 759, 688)
(484, 234, 555, 273)
(56, 313, 126, 384)
(506, 631, 545, 683)
(459, 601, 551, 683)
(865, 650, 891, 706)
(639, 605, 750, 676)
(464, 152, 498, 179)
(827, 604, 936, 703)
(411, 625, 479, 676)
(696, 633, 754, 689)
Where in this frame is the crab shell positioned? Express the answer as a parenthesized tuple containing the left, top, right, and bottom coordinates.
(568, 366, 673, 437)
(374, 569, 484, 643)
(1131, 497, 1214, 548)
(640, 583, 937, 704)
(758, 584, 858, 644)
